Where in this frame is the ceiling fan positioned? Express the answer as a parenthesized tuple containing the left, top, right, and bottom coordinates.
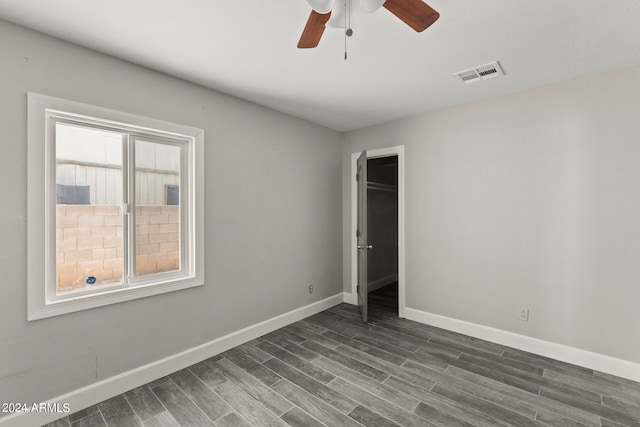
(298, 0, 440, 49)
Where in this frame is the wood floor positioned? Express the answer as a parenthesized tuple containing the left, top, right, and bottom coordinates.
(46, 285, 640, 427)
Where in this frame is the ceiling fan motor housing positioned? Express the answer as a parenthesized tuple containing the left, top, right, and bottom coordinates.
(306, 0, 385, 14)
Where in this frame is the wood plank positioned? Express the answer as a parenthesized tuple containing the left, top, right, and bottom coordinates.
(432, 384, 544, 427)
(305, 312, 371, 339)
(435, 357, 542, 395)
(263, 331, 319, 361)
(502, 348, 594, 376)
(332, 344, 435, 389)
(263, 357, 357, 414)
(214, 358, 293, 416)
(213, 381, 289, 427)
(353, 334, 449, 372)
(602, 395, 640, 419)
(364, 326, 421, 352)
(151, 380, 213, 426)
(42, 419, 71, 427)
(70, 412, 105, 427)
(601, 419, 632, 427)
(535, 408, 588, 427)
(458, 351, 544, 376)
(169, 368, 232, 422)
(540, 387, 640, 427)
(69, 405, 100, 423)
(125, 385, 166, 422)
(97, 394, 141, 426)
(413, 402, 476, 427)
(233, 342, 273, 364)
(283, 323, 343, 349)
(143, 411, 180, 427)
(444, 366, 600, 426)
(348, 405, 401, 427)
(223, 349, 282, 386)
(368, 315, 435, 342)
(313, 356, 419, 412)
(146, 377, 172, 389)
(415, 342, 463, 360)
(188, 360, 227, 390)
(594, 371, 640, 393)
(256, 340, 336, 384)
(302, 340, 389, 381)
(296, 319, 329, 335)
(323, 330, 407, 365)
(280, 406, 326, 427)
(270, 329, 308, 345)
(214, 412, 252, 427)
(326, 305, 364, 321)
(384, 376, 510, 427)
(544, 369, 640, 403)
(270, 379, 363, 427)
(403, 362, 538, 418)
(328, 377, 439, 427)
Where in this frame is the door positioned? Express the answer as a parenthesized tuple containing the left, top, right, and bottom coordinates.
(356, 150, 371, 322)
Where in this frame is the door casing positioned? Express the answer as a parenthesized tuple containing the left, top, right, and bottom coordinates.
(350, 145, 405, 318)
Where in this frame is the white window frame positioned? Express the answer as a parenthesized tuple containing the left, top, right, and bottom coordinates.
(27, 93, 205, 320)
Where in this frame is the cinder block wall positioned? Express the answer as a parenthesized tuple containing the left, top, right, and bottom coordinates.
(55, 205, 179, 290)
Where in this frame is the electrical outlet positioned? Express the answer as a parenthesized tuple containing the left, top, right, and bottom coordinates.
(308, 285, 314, 294)
(518, 307, 529, 322)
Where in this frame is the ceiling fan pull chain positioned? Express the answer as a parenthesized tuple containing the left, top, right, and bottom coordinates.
(344, 0, 348, 59)
(344, 0, 353, 60)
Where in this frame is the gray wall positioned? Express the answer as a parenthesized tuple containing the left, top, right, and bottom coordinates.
(343, 65, 640, 364)
(0, 19, 342, 406)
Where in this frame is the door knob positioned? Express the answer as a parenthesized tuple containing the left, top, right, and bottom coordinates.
(357, 244, 373, 250)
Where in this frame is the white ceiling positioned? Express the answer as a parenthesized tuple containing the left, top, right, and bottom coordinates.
(1, 0, 640, 131)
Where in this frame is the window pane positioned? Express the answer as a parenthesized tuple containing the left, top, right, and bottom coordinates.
(135, 140, 181, 276)
(55, 123, 124, 294)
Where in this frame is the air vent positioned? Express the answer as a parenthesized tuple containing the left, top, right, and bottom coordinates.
(454, 61, 504, 84)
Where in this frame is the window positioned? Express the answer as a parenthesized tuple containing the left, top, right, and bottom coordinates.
(28, 93, 204, 320)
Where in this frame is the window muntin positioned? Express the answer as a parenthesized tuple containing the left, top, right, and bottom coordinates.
(28, 93, 204, 320)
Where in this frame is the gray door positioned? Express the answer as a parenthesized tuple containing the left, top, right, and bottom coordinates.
(357, 151, 371, 323)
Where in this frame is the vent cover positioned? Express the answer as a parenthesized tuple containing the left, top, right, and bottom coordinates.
(454, 61, 504, 84)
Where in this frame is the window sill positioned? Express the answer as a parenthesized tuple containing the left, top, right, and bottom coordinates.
(28, 277, 204, 321)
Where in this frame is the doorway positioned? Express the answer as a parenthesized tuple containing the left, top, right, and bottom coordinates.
(367, 156, 399, 317)
(350, 146, 405, 320)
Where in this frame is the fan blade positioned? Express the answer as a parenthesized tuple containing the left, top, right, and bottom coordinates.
(383, 0, 439, 32)
(298, 10, 332, 48)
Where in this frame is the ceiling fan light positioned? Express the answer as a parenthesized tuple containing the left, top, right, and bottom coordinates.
(360, 0, 385, 13)
(306, 0, 335, 14)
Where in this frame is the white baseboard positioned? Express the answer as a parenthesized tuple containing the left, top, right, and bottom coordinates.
(342, 274, 397, 305)
(343, 292, 357, 305)
(367, 274, 397, 293)
(404, 307, 640, 383)
(2, 293, 344, 427)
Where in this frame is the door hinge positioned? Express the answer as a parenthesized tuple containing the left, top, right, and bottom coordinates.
(356, 229, 361, 238)
(356, 173, 360, 181)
